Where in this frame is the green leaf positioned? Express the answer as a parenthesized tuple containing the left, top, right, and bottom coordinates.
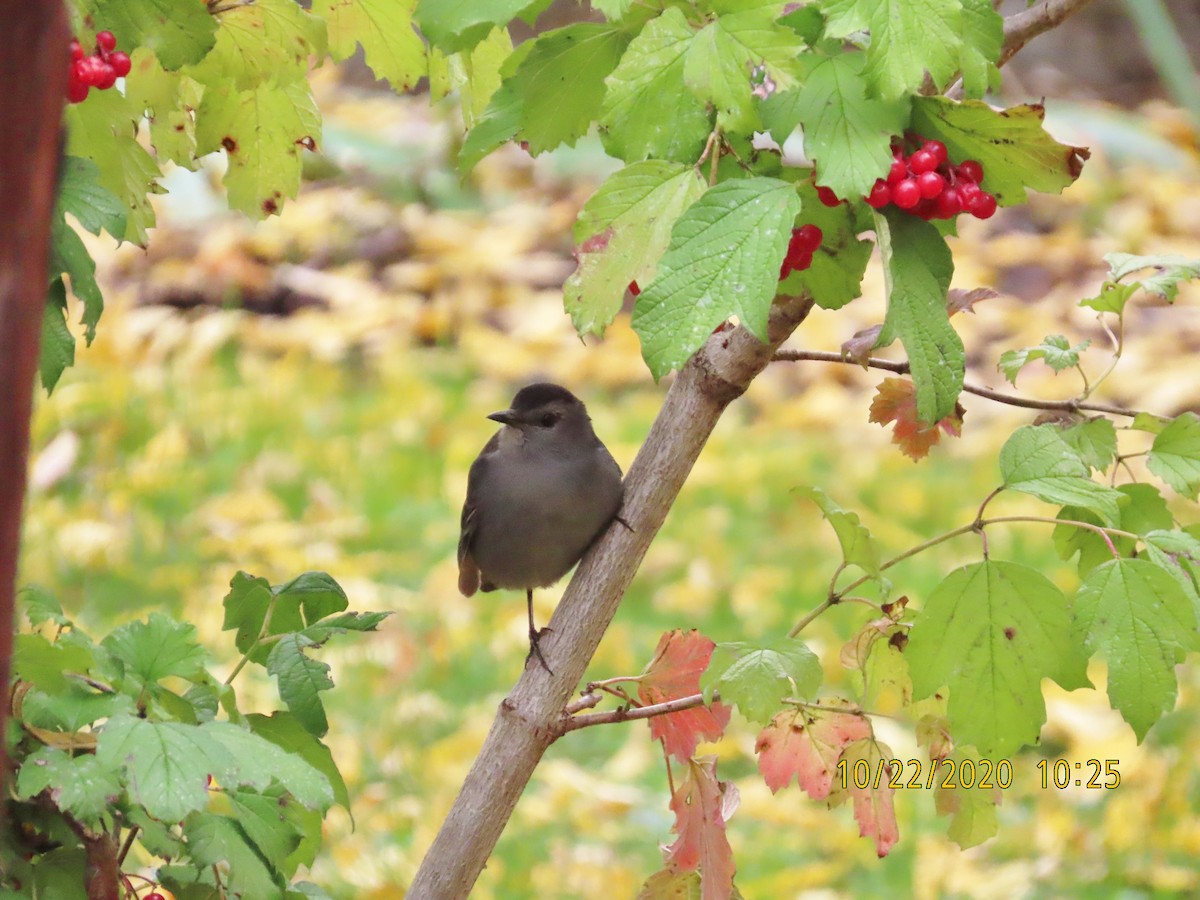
(202, 722, 334, 810)
(194, 80, 321, 220)
(1059, 417, 1118, 473)
(186, 813, 286, 900)
(1147, 412, 1200, 499)
(508, 23, 630, 154)
(957, 0, 1002, 99)
(16, 747, 121, 830)
(223, 571, 348, 664)
(1078, 281, 1138, 315)
(936, 747, 1000, 848)
(999, 424, 1125, 524)
(223, 571, 277, 658)
(877, 209, 963, 424)
(997, 334, 1090, 385)
(97, 715, 236, 822)
(56, 157, 126, 238)
(457, 41, 533, 173)
(300, 610, 392, 644)
(184, 0, 326, 89)
(797, 486, 881, 577)
(40, 280, 75, 393)
(315, 0, 426, 90)
(1072, 558, 1198, 740)
(565, 161, 706, 337)
(123, 54, 204, 166)
(12, 633, 94, 693)
(700, 638, 822, 724)
(907, 560, 1089, 756)
(1054, 484, 1171, 577)
(247, 712, 351, 810)
(762, 53, 907, 201)
(1105, 252, 1200, 303)
(101, 612, 208, 685)
(682, 10, 802, 133)
(20, 585, 69, 627)
(416, 0, 550, 53)
(20, 686, 133, 735)
(31, 848, 89, 900)
(93, 0, 217, 69)
(599, 8, 712, 163)
(267, 635, 334, 737)
(227, 789, 304, 875)
(429, 26, 511, 126)
(779, 181, 873, 311)
(823, 0, 964, 99)
(910, 97, 1088, 207)
(631, 177, 802, 378)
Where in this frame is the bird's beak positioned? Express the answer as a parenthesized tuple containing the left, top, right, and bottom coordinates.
(487, 409, 520, 426)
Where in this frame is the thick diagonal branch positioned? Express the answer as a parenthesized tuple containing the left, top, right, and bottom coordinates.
(1000, 0, 1099, 66)
(407, 297, 813, 898)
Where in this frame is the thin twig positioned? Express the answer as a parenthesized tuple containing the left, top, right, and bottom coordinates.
(1000, 0, 1100, 67)
(558, 691, 713, 734)
(771, 349, 1140, 417)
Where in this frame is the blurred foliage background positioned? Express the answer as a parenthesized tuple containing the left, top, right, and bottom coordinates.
(20, 3, 1200, 895)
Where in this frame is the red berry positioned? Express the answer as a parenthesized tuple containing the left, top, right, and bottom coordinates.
(96, 30, 117, 53)
(93, 61, 117, 89)
(968, 191, 997, 219)
(815, 185, 841, 207)
(795, 224, 823, 251)
(908, 149, 938, 174)
(146, 894, 166, 900)
(627, 280, 640, 297)
(109, 51, 131, 77)
(66, 77, 89, 103)
(935, 187, 962, 219)
(779, 262, 791, 280)
(923, 140, 947, 166)
(887, 158, 908, 184)
(957, 181, 983, 205)
(957, 160, 984, 183)
(76, 56, 106, 86)
(69, 38, 84, 61)
(916, 170, 945, 199)
(892, 178, 921, 210)
(913, 198, 938, 220)
(865, 179, 891, 209)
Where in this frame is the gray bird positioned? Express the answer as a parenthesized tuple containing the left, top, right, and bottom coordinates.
(458, 383, 624, 672)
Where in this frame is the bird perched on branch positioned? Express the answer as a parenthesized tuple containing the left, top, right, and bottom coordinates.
(457, 383, 624, 673)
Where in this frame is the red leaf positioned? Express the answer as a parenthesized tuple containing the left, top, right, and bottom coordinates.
(755, 704, 870, 799)
(640, 630, 731, 762)
(664, 756, 738, 900)
(840, 324, 882, 367)
(868, 377, 964, 460)
(946, 287, 998, 317)
(840, 738, 900, 857)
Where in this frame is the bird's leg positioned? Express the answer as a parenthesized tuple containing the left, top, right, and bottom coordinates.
(524, 588, 553, 674)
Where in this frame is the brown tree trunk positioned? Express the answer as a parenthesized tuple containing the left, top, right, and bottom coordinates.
(0, 0, 68, 803)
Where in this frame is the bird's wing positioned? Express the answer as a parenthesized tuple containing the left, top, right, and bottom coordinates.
(457, 432, 499, 597)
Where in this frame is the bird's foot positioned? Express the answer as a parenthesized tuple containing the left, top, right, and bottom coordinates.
(525, 626, 554, 674)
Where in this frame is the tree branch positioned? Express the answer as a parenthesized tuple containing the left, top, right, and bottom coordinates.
(408, 297, 814, 899)
(771, 349, 1140, 417)
(1000, 0, 1099, 66)
(557, 692, 710, 734)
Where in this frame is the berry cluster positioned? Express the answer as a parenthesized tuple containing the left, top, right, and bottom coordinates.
(864, 138, 996, 220)
(779, 224, 822, 278)
(67, 31, 131, 104)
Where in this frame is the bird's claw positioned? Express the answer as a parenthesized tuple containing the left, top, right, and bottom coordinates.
(525, 626, 554, 674)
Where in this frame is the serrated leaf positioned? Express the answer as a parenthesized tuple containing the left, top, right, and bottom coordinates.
(1079, 281, 1138, 314)
(223, 571, 277, 659)
(16, 748, 121, 830)
(1072, 558, 1198, 740)
(186, 813, 286, 900)
(663, 757, 736, 899)
(315, 0, 426, 90)
(429, 26, 511, 126)
(227, 789, 304, 874)
(797, 486, 881, 576)
(12, 634, 94, 693)
(20, 585, 69, 627)
(124, 52, 204, 166)
(222, 571, 349, 665)
(40, 280, 75, 393)
(839, 737, 900, 857)
(94, 0, 216, 69)
(599, 8, 712, 163)
(868, 377, 964, 461)
(56, 157, 126, 237)
(1054, 483, 1171, 577)
(639, 630, 731, 762)
(934, 748, 1000, 848)
(910, 97, 1089, 206)
(823, 0, 963, 100)
(907, 560, 1090, 756)
(457, 40, 533, 172)
(185, 0, 326, 89)
(631, 177, 801, 379)
(1105, 252, 1200, 303)
(958, 0, 1002, 99)
(761, 53, 906, 201)
(247, 712, 351, 810)
(1147, 412, 1200, 499)
(683, 11, 802, 132)
(1000, 424, 1125, 524)
(1060, 417, 1118, 473)
(416, 0, 549, 53)
(96, 715, 236, 822)
(300, 610, 392, 644)
(565, 161, 705, 337)
(508, 23, 630, 154)
(701, 638, 821, 724)
(756, 704, 870, 798)
(998, 335, 1090, 385)
(202, 722, 333, 810)
(194, 80, 320, 220)
(101, 612, 208, 685)
(877, 209, 963, 425)
(267, 635, 334, 737)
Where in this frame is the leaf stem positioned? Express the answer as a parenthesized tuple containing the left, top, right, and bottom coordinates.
(224, 593, 280, 686)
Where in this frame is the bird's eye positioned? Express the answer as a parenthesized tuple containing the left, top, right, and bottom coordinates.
(540, 412, 557, 428)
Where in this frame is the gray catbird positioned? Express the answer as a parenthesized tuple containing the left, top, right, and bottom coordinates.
(457, 383, 624, 672)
